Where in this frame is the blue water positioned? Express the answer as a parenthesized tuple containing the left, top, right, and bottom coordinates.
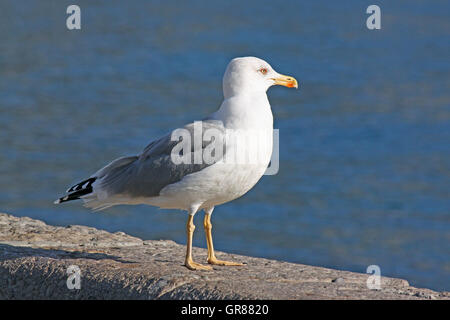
(1, 1, 449, 292)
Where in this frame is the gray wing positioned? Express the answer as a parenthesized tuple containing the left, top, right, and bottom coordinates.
(95, 119, 226, 198)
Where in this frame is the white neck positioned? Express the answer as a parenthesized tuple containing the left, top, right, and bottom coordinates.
(211, 92, 273, 130)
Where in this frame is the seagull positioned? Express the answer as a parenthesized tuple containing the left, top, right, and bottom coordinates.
(55, 57, 298, 270)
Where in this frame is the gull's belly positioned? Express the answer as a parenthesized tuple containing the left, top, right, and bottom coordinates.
(150, 162, 267, 210)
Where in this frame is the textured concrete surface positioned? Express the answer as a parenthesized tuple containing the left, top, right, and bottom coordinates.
(0, 212, 448, 300)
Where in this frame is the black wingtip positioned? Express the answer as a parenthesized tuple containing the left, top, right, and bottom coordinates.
(57, 177, 97, 204)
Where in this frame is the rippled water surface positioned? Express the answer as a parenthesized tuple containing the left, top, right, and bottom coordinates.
(1, 1, 449, 291)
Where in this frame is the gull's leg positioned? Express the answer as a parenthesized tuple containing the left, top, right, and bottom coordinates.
(203, 207, 244, 266)
(185, 211, 212, 271)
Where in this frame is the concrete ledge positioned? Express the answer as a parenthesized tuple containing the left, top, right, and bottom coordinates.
(0, 213, 448, 300)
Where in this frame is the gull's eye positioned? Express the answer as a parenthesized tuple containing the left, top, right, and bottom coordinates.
(259, 67, 268, 75)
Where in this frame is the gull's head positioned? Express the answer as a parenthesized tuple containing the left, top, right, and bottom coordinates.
(223, 56, 298, 98)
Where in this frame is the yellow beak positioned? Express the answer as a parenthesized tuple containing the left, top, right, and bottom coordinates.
(272, 74, 298, 89)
